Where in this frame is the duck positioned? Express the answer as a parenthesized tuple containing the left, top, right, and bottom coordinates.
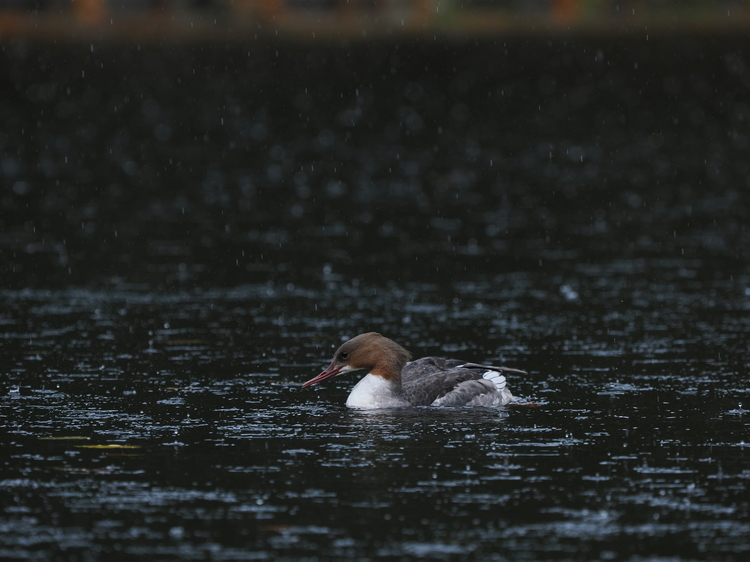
(302, 332, 524, 409)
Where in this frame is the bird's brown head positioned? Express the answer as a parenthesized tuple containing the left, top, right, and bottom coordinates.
(302, 332, 411, 388)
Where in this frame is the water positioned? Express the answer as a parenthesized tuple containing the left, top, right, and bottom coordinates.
(1, 36, 749, 560)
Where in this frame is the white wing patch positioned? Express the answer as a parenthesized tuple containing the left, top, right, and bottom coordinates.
(482, 370, 506, 391)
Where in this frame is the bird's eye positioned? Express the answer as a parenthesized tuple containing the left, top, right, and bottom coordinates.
(339, 351, 349, 361)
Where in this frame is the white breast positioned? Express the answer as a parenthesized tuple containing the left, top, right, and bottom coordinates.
(345, 374, 409, 409)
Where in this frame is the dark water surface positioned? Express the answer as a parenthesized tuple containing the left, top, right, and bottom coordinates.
(1, 36, 749, 560)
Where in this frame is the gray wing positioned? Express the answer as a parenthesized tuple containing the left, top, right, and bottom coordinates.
(401, 357, 523, 406)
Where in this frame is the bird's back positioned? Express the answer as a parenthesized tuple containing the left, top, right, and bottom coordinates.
(401, 357, 519, 407)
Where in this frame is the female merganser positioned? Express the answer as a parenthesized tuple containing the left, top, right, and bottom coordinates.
(303, 332, 524, 409)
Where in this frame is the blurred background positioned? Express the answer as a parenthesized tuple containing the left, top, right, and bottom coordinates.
(1, 0, 750, 40)
(2, 1, 749, 289)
